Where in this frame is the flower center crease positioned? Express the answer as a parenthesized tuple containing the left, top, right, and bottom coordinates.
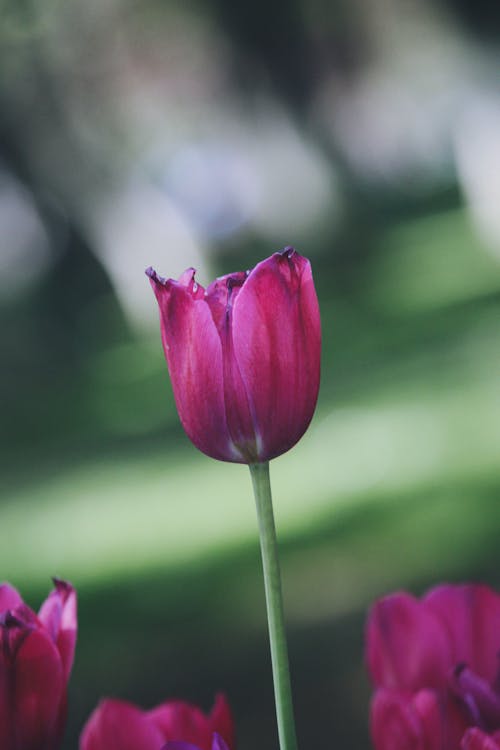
(453, 662, 500, 732)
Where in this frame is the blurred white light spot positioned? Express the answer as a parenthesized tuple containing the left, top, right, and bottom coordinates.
(319, 72, 452, 188)
(245, 108, 338, 241)
(313, 1, 483, 191)
(164, 143, 259, 238)
(0, 171, 51, 298)
(454, 96, 500, 260)
(91, 180, 207, 330)
(156, 103, 336, 246)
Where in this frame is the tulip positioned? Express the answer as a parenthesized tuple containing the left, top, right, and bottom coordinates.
(0, 578, 77, 750)
(147, 248, 320, 750)
(80, 693, 234, 750)
(366, 584, 500, 750)
(146, 247, 321, 464)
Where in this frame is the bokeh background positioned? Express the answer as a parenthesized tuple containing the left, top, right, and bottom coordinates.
(1, 0, 500, 747)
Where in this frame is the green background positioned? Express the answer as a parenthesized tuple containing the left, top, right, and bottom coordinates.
(0, 0, 499, 747)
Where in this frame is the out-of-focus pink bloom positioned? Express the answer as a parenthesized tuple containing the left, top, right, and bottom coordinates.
(80, 693, 234, 750)
(367, 584, 500, 750)
(0, 578, 77, 750)
(163, 733, 229, 750)
(147, 247, 321, 464)
(462, 728, 500, 750)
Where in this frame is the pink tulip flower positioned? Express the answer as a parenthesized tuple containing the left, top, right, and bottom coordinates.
(147, 247, 321, 463)
(0, 578, 77, 750)
(80, 693, 234, 750)
(366, 584, 500, 750)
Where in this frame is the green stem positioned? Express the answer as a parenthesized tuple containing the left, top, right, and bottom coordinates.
(249, 461, 298, 750)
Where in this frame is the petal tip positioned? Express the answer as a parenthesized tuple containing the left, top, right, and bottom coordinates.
(146, 266, 167, 285)
(52, 577, 74, 597)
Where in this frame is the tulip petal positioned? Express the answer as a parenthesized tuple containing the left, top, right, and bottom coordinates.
(0, 583, 23, 612)
(453, 664, 500, 730)
(38, 579, 77, 681)
(231, 249, 321, 461)
(80, 699, 164, 750)
(0, 639, 14, 750)
(161, 736, 229, 750)
(371, 688, 464, 750)
(148, 272, 241, 462)
(371, 689, 426, 750)
(367, 592, 453, 691)
(424, 585, 500, 684)
(205, 273, 257, 458)
(208, 694, 235, 749)
(14, 627, 64, 750)
(148, 695, 233, 750)
(148, 700, 211, 749)
(414, 689, 467, 750)
(211, 734, 230, 750)
(461, 728, 500, 750)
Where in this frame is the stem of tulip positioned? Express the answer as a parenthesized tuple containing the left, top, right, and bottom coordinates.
(249, 461, 298, 750)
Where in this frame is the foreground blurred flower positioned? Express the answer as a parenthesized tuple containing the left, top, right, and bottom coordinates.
(462, 728, 500, 750)
(80, 693, 234, 750)
(367, 583, 500, 750)
(0, 578, 77, 750)
(163, 733, 229, 750)
(147, 247, 321, 464)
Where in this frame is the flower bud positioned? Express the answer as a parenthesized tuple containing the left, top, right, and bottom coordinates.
(147, 247, 321, 464)
(0, 578, 77, 750)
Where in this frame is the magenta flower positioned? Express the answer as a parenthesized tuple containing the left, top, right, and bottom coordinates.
(0, 578, 77, 750)
(366, 584, 500, 750)
(163, 734, 229, 750)
(462, 728, 500, 750)
(146, 247, 321, 463)
(80, 693, 234, 750)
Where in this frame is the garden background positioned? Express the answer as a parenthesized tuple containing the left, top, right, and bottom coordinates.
(0, 0, 499, 747)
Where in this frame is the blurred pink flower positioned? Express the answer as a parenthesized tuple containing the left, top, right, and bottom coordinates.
(367, 584, 500, 750)
(0, 578, 77, 750)
(80, 693, 234, 750)
(462, 728, 500, 750)
(147, 247, 321, 464)
(163, 734, 229, 750)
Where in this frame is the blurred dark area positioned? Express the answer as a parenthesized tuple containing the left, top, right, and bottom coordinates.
(1, 0, 499, 748)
